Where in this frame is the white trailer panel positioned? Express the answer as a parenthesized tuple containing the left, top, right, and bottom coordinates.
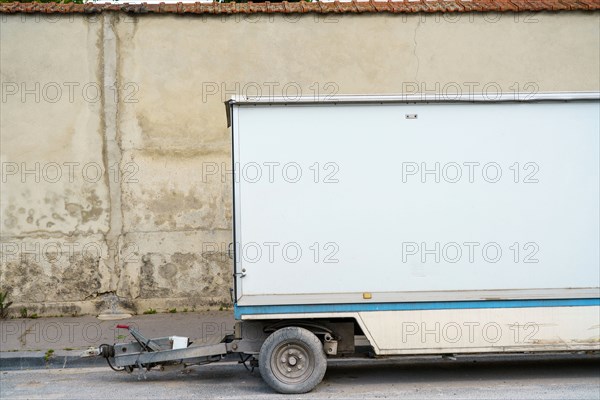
(230, 94, 600, 308)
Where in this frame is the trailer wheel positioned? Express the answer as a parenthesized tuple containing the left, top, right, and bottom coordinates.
(259, 326, 327, 394)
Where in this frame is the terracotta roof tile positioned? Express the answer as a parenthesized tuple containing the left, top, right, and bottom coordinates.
(0, 0, 598, 15)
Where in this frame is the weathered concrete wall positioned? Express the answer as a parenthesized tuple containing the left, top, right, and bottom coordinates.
(1, 11, 599, 316)
(0, 15, 114, 316)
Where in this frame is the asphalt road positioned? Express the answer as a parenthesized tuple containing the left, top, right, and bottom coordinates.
(1, 354, 599, 399)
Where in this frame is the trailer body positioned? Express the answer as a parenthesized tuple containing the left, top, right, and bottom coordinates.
(89, 93, 600, 394)
(229, 92, 600, 356)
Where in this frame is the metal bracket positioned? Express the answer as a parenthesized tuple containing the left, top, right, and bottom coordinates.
(323, 341, 338, 355)
(234, 268, 246, 277)
(323, 333, 338, 355)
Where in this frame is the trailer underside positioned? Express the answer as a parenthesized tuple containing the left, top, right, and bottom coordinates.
(85, 307, 600, 394)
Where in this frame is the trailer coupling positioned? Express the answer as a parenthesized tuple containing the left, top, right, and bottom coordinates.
(81, 324, 250, 374)
(82, 321, 353, 393)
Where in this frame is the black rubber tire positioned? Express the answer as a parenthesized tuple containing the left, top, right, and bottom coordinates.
(259, 326, 327, 394)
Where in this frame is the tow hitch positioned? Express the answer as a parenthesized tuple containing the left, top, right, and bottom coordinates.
(82, 324, 233, 374)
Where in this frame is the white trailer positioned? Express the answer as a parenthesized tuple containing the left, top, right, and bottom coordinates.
(88, 93, 600, 394)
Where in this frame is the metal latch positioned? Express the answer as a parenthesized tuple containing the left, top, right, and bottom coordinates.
(234, 268, 246, 278)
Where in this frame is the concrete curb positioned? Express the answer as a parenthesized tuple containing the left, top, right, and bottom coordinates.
(0, 350, 107, 370)
(0, 350, 241, 371)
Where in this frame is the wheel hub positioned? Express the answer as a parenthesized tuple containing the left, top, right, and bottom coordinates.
(272, 343, 313, 383)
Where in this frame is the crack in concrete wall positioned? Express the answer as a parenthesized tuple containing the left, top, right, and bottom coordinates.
(412, 16, 421, 82)
(101, 13, 124, 301)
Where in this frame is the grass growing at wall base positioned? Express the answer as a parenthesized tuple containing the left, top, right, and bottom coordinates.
(0, 291, 12, 319)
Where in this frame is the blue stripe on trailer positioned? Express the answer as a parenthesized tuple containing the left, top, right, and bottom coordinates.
(234, 298, 600, 319)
